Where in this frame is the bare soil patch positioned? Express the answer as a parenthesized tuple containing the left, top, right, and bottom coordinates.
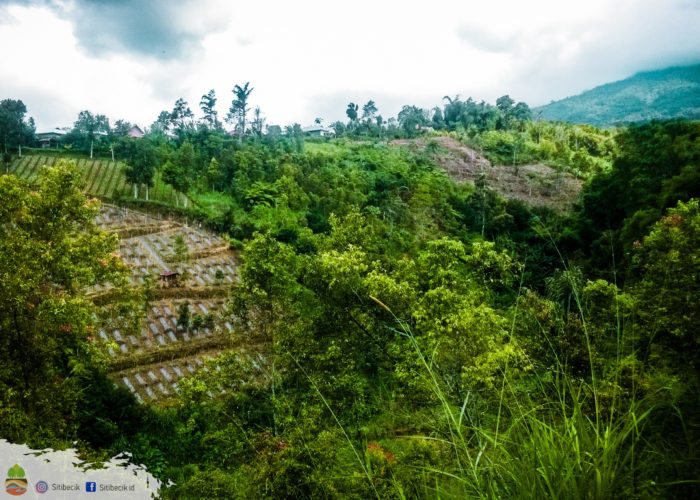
(392, 136, 582, 211)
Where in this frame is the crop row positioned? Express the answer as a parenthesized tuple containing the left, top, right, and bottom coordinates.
(116, 350, 269, 402)
(99, 298, 231, 357)
(144, 226, 228, 258)
(97, 204, 163, 230)
(119, 356, 207, 402)
(10, 155, 126, 197)
(10, 155, 189, 206)
(92, 203, 241, 404)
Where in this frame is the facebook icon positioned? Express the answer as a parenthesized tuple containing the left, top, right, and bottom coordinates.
(86, 482, 97, 493)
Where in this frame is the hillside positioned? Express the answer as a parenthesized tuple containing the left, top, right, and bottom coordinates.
(2, 120, 699, 498)
(93, 204, 263, 403)
(392, 136, 583, 211)
(9, 154, 181, 203)
(7, 157, 245, 401)
(536, 64, 700, 126)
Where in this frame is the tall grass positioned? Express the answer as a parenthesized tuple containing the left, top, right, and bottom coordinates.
(370, 265, 658, 499)
(284, 233, 693, 498)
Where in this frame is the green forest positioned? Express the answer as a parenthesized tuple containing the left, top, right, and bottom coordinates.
(1, 89, 699, 499)
(537, 64, 700, 126)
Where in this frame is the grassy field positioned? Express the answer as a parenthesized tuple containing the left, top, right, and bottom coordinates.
(189, 190, 235, 219)
(9, 154, 181, 203)
(304, 140, 346, 156)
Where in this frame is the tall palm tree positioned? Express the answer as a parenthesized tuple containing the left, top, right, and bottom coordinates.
(228, 82, 254, 134)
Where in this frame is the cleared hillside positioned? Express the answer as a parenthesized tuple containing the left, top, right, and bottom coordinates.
(392, 136, 582, 211)
(536, 64, 700, 126)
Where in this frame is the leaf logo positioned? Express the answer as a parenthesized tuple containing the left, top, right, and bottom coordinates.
(5, 464, 28, 496)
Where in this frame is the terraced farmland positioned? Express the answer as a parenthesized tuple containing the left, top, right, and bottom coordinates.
(8, 159, 260, 402)
(10, 155, 127, 197)
(94, 204, 265, 402)
(9, 154, 183, 203)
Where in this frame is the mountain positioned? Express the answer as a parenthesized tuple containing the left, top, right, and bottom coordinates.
(535, 64, 700, 126)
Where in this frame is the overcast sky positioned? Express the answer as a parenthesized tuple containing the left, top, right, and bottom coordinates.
(1, 0, 699, 131)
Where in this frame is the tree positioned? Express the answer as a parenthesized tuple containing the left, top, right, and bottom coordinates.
(283, 123, 304, 152)
(397, 105, 428, 137)
(250, 106, 266, 136)
(0, 161, 131, 443)
(111, 119, 133, 138)
(442, 95, 461, 127)
(512, 101, 532, 123)
(177, 301, 191, 332)
(206, 157, 221, 191)
(230, 232, 304, 340)
(346, 102, 359, 122)
(361, 100, 378, 123)
(121, 137, 157, 199)
(71, 110, 110, 158)
(496, 95, 515, 114)
(109, 119, 133, 161)
(266, 124, 283, 137)
(632, 199, 700, 358)
(0, 99, 34, 155)
(432, 107, 445, 129)
(152, 110, 172, 134)
(162, 141, 194, 207)
(228, 82, 254, 135)
(199, 89, 219, 129)
(171, 98, 195, 134)
(172, 234, 191, 282)
(579, 120, 700, 273)
(161, 161, 181, 204)
(330, 120, 346, 136)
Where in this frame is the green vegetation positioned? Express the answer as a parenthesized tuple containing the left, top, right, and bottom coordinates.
(2, 80, 699, 499)
(537, 63, 700, 126)
(8, 154, 182, 202)
(458, 120, 615, 176)
(10, 154, 125, 197)
(0, 161, 143, 447)
(142, 119, 700, 498)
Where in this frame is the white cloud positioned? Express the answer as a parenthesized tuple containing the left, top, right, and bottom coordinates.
(0, 0, 698, 130)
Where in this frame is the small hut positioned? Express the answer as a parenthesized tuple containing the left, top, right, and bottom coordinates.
(159, 270, 180, 287)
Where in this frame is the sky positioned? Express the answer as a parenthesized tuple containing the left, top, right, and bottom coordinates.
(1, 0, 699, 131)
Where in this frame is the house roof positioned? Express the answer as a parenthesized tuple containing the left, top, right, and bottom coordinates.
(36, 128, 69, 137)
(128, 125, 144, 137)
(302, 125, 335, 134)
(159, 270, 179, 278)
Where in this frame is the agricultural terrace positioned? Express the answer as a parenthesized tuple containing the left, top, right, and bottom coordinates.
(95, 204, 258, 402)
(8, 154, 183, 203)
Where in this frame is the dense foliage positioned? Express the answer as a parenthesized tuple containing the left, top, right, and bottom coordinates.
(0, 99, 34, 161)
(1, 107, 699, 498)
(152, 122, 699, 499)
(0, 162, 144, 448)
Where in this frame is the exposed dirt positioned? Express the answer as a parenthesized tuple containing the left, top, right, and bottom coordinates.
(392, 136, 582, 211)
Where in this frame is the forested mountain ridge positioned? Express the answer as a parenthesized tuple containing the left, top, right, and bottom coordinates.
(536, 64, 700, 126)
